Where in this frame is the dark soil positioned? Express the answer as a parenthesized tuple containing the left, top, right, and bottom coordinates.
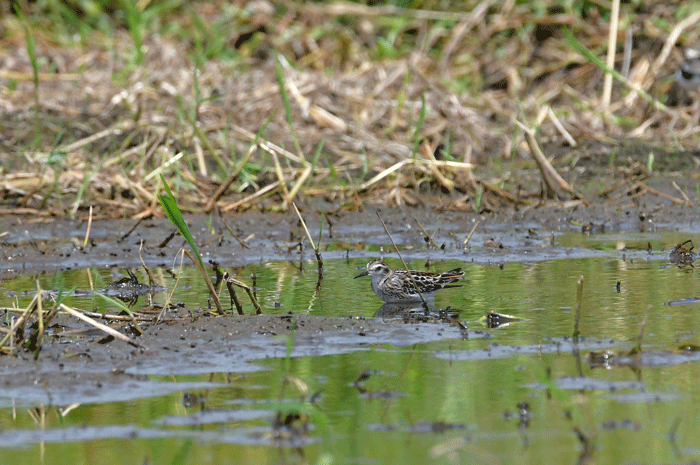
(1, 193, 698, 398)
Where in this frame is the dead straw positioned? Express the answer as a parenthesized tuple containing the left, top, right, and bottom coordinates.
(635, 182, 688, 205)
(516, 120, 587, 203)
(292, 202, 323, 271)
(82, 205, 93, 248)
(158, 246, 186, 322)
(602, 0, 620, 108)
(33, 280, 44, 360)
(412, 216, 441, 249)
(463, 220, 481, 248)
(0, 292, 39, 354)
(3, 2, 699, 220)
(59, 303, 145, 349)
(671, 181, 692, 206)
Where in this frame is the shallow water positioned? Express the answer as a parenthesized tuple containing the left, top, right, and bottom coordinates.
(1, 232, 700, 464)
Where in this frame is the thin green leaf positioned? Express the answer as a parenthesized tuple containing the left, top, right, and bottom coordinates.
(158, 174, 203, 266)
(275, 54, 303, 158)
(95, 293, 134, 318)
(410, 94, 427, 158)
(53, 286, 78, 309)
(562, 27, 667, 113)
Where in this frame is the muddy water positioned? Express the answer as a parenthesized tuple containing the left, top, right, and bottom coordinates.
(2, 218, 700, 464)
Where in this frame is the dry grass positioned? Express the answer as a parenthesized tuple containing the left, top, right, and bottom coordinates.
(1, 1, 700, 219)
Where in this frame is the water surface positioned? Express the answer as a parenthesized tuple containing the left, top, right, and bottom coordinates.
(1, 234, 699, 464)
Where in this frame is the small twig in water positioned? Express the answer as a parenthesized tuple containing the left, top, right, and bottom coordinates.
(138, 240, 156, 286)
(463, 220, 481, 248)
(224, 273, 244, 315)
(120, 217, 145, 242)
(83, 205, 93, 248)
(228, 276, 262, 315)
(412, 216, 440, 249)
(59, 303, 145, 349)
(217, 207, 249, 248)
(293, 202, 324, 271)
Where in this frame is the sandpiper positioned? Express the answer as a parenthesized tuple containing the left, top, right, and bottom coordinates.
(676, 47, 700, 90)
(353, 259, 464, 303)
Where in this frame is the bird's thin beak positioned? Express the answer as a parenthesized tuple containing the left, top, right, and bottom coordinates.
(353, 270, 368, 279)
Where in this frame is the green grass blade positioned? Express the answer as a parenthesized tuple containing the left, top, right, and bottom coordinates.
(410, 93, 427, 157)
(94, 292, 134, 317)
(562, 27, 667, 113)
(71, 154, 105, 218)
(120, 0, 144, 65)
(50, 274, 77, 309)
(53, 286, 78, 308)
(311, 140, 324, 170)
(275, 54, 304, 159)
(158, 174, 203, 267)
(14, 4, 40, 142)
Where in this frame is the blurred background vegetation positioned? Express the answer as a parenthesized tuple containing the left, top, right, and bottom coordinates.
(1, 1, 699, 217)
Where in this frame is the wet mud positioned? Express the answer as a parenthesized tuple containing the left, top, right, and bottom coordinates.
(0, 202, 698, 402)
(0, 312, 482, 406)
(2, 203, 697, 278)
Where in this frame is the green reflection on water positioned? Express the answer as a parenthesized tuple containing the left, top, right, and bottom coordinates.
(1, 255, 700, 464)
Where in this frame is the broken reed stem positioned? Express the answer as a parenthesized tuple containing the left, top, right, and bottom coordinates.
(516, 120, 586, 203)
(292, 202, 323, 271)
(671, 181, 692, 206)
(203, 145, 255, 212)
(287, 163, 313, 208)
(83, 205, 93, 248)
(412, 216, 441, 248)
(227, 276, 262, 315)
(244, 288, 262, 315)
(35, 295, 64, 357)
(315, 271, 323, 293)
(225, 274, 245, 315)
(182, 249, 224, 315)
(33, 280, 44, 360)
(59, 303, 145, 349)
(635, 181, 687, 205)
(375, 211, 427, 305)
(636, 304, 653, 351)
(573, 275, 584, 339)
(463, 220, 481, 248)
(0, 292, 39, 352)
(271, 150, 292, 207)
(602, 0, 620, 108)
